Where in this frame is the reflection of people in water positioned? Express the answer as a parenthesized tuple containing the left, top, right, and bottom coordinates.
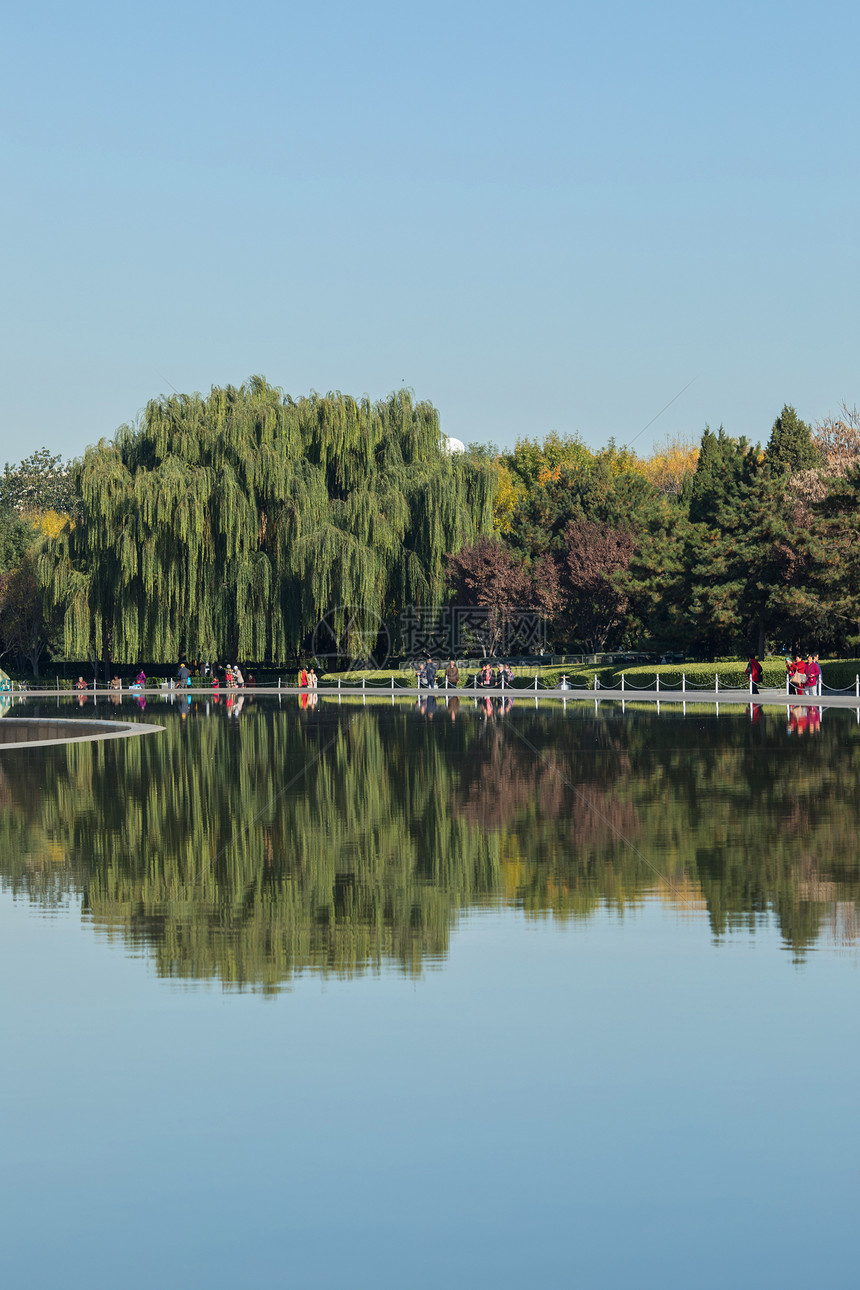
(448, 696, 460, 722)
(787, 704, 822, 736)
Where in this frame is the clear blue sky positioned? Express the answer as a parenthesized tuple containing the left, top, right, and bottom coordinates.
(2, 0, 857, 464)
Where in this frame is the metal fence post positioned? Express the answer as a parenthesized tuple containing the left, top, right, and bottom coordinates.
(682, 673, 686, 693)
(656, 674, 660, 693)
(715, 674, 719, 694)
(621, 674, 625, 692)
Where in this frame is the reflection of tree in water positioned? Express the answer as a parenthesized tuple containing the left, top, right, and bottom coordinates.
(0, 708, 503, 989)
(1, 701, 860, 986)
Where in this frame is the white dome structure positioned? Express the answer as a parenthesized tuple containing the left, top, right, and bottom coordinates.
(442, 434, 466, 455)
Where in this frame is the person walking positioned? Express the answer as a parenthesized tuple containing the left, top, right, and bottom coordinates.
(445, 660, 460, 688)
(746, 654, 763, 694)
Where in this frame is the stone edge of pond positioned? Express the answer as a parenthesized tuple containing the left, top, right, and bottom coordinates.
(0, 718, 165, 751)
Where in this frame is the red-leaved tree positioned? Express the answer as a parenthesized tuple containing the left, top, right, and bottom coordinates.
(559, 521, 635, 652)
(446, 537, 560, 655)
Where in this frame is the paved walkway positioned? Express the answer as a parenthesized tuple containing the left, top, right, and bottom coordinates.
(8, 684, 858, 711)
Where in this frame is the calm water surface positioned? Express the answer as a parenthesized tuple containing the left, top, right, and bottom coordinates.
(1, 695, 858, 1288)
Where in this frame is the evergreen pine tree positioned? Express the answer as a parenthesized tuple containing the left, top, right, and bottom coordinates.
(766, 404, 819, 474)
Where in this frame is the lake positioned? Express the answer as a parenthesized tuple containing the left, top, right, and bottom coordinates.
(1, 694, 858, 1288)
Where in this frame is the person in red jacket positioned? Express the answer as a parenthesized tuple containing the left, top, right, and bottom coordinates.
(788, 653, 806, 695)
(746, 655, 763, 694)
(804, 653, 821, 696)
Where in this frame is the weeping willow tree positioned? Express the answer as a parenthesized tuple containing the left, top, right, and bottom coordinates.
(41, 379, 496, 662)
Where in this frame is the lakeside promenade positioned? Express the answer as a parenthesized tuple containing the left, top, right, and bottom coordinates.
(5, 682, 859, 712)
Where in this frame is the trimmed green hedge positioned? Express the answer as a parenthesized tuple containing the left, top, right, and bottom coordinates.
(617, 659, 860, 692)
(316, 657, 860, 693)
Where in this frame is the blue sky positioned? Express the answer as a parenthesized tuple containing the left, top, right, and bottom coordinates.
(2, 0, 857, 463)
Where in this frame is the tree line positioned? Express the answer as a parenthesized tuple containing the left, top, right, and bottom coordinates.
(1, 379, 859, 673)
(452, 400, 860, 658)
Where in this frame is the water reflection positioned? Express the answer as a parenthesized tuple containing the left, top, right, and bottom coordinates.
(0, 695, 858, 988)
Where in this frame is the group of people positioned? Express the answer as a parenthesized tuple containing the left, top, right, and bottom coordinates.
(785, 653, 822, 696)
(416, 659, 515, 689)
(298, 666, 318, 688)
(745, 652, 822, 696)
(477, 662, 514, 688)
(212, 664, 245, 691)
(416, 658, 449, 688)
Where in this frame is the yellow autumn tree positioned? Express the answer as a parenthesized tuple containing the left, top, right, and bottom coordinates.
(637, 435, 699, 496)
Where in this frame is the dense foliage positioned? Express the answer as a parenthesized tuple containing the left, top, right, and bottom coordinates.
(0, 448, 80, 517)
(38, 380, 495, 664)
(465, 402, 860, 656)
(3, 383, 859, 671)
